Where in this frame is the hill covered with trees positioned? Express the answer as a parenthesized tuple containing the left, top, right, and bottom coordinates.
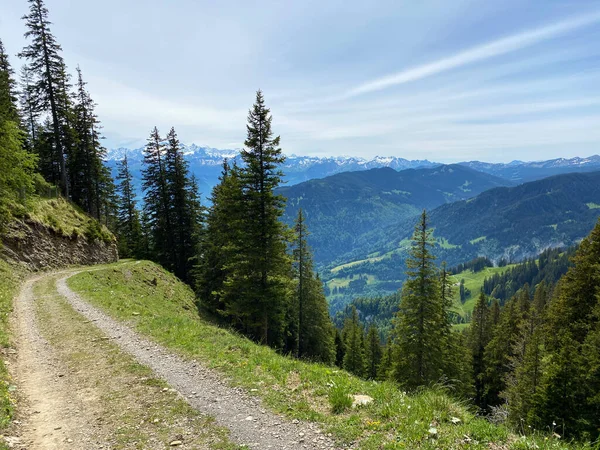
(278, 164, 512, 264)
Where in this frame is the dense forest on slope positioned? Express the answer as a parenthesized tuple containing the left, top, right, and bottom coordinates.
(324, 171, 600, 307)
(278, 164, 512, 264)
(334, 247, 575, 332)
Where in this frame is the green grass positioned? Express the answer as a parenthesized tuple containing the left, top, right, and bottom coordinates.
(436, 237, 460, 249)
(586, 202, 600, 210)
(67, 261, 590, 449)
(0, 260, 23, 438)
(450, 265, 516, 320)
(22, 197, 113, 243)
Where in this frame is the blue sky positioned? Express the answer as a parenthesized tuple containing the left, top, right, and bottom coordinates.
(1, 0, 600, 162)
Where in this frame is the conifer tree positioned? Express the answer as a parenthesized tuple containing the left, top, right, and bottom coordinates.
(483, 296, 521, 407)
(0, 39, 19, 124)
(364, 324, 383, 379)
(196, 161, 244, 316)
(377, 337, 393, 380)
(504, 283, 548, 426)
(334, 328, 345, 368)
(468, 292, 493, 409)
(291, 209, 335, 362)
(19, 0, 72, 196)
(19, 66, 40, 150)
(70, 66, 111, 219)
(115, 154, 143, 258)
(142, 127, 176, 270)
(165, 127, 203, 282)
(342, 306, 365, 377)
(224, 90, 292, 346)
(533, 220, 600, 439)
(392, 210, 450, 388)
(0, 38, 37, 229)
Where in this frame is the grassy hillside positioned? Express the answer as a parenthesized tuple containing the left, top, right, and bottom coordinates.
(68, 261, 589, 449)
(21, 196, 114, 243)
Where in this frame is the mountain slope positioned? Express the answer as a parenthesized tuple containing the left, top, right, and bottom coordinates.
(105, 145, 437, 199)
(325, 171, 600, 306)
(460, 155, 600, 183)
(278, 164, 513, 264)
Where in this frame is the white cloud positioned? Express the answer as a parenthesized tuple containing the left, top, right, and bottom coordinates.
(345, 11, 600, 98)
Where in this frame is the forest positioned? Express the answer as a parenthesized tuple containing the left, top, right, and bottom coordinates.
(1, 0, 599, 446)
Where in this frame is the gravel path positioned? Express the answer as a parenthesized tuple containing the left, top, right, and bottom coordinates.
(56, 272, 340, 450)
(10, 276, 100, 449)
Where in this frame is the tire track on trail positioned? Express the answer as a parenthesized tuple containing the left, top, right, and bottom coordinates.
(52, 269, 339, 450)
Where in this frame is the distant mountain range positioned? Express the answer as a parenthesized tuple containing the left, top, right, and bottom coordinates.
(277, 164, 512, 264)
(105, 143, 600, 198)
(104, 145, 438, 198)
(460, 156, 600, 183)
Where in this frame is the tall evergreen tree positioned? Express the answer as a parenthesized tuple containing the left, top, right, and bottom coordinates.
(222, 90, 292, 346)
(164, 127, 203, 282)
(364, 324, 383, 380)
(115, 154, 143, 258)
(392, 210, 451, 388)
(0, 37, 37, 230)
(19, 0, 72, 196)
(291, 209, 335, 362)
(342, 306, 365, 377)
(142, 127, 176, 270)
(468, 292, 493, 409)
(196, 161, 244, 316)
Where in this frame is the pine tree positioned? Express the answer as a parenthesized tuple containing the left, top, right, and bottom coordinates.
(115, 154, 143, 258)
(19, 66, 40, 151)
(164, 127, 203, 282)
(19, 0, 72, 196)
(377, 337, 393, 380)
(364, 324, 383, 379)
(196, 161, 244, 316)
(533, 220, 600, 439)
(392, 210, 450, 388)
(0, 39, 37, 230)
(291, 209, 335, 362)
(70, 66, 112, 219)
(334, 328, 345, 368)
(468, 292, 493, 409)
(224, 90, 292, 346)
(0, 39, 19, 124)
(342, 306, 365, 377)
(483, 296, 521, 407)
(142, 127, 176, 271)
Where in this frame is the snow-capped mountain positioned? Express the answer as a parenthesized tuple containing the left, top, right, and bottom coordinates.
(460, 155, 600, 183)
(105, 144, 600, 200)
(104, 144, 439, 198)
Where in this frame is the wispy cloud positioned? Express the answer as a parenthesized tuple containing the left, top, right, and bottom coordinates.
(345, 11, 600, 98)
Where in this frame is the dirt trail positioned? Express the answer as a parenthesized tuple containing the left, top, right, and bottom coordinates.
(10, 276, 99, 449)
(10, 268, 339, 449)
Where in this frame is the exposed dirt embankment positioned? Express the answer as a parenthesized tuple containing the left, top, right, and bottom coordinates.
(1, 220, 118, 270)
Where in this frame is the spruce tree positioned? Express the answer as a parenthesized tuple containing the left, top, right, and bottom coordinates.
(364, 324, 383, 380)
(196, 161, 244, 316)
(342, 306, 365, 377)
(142, 127, 176, 270)
(291, 209, 335, 362)
(164, 127, 203, 282)
(19, 0, 72, 196)
(533, 220, 600, 439)
(115, 154, 143, 258)
(224, 90, 292, 346)
(71, 66, 111, 219)
(392, 210, 450, 388)
(468, 292, 493, 409)
(0, 38, 37, 230)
